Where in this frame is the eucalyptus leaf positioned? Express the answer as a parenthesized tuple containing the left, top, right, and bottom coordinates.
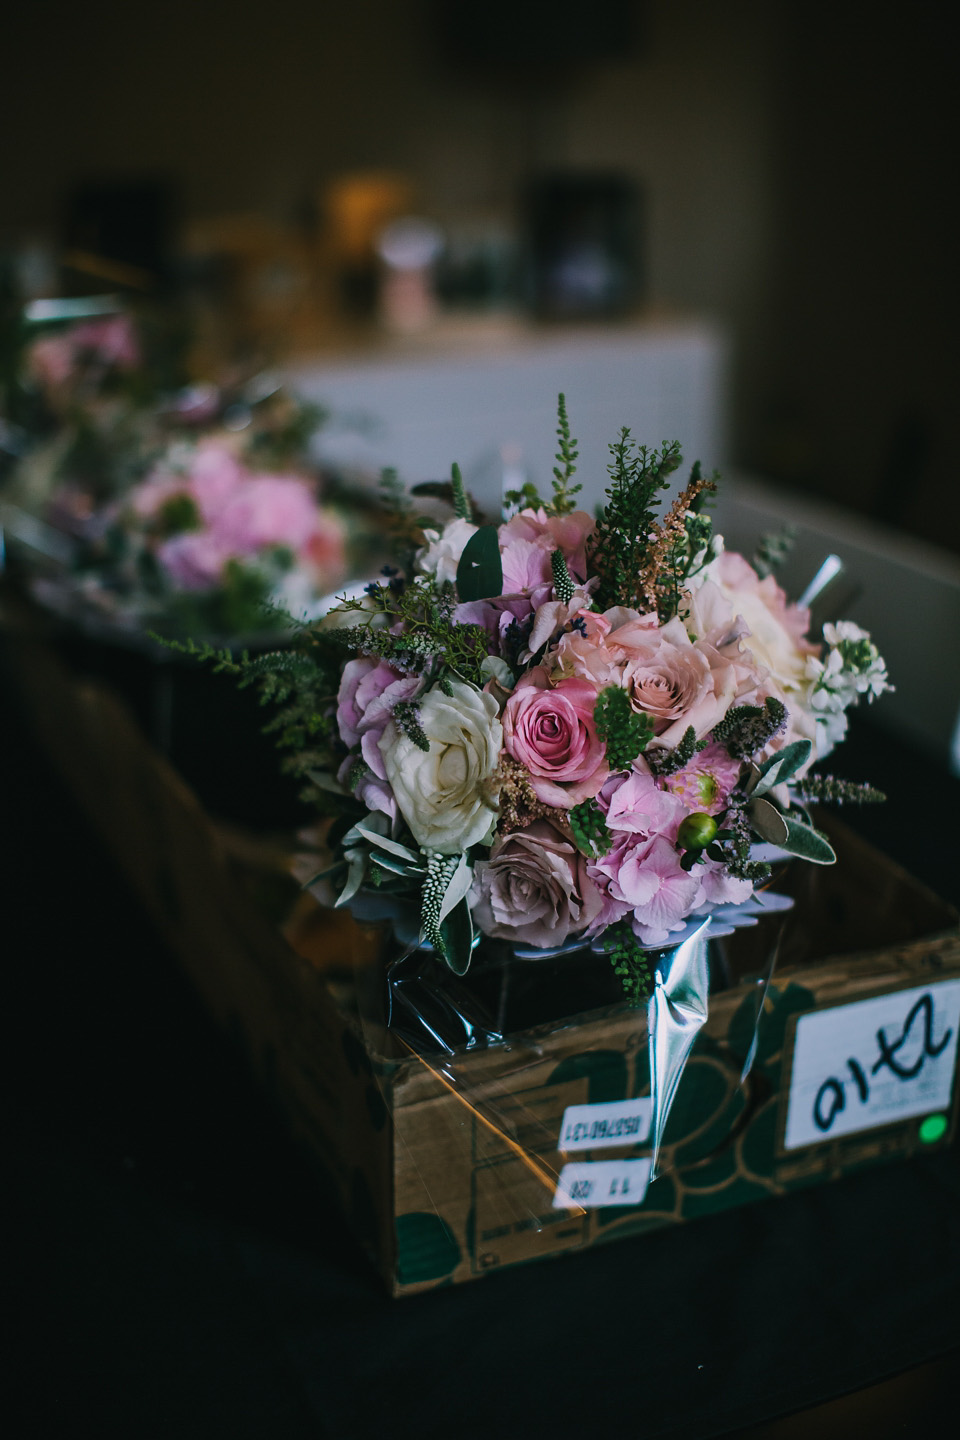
(306, 769, 349, 794)
(748, 796, 790, 846)
(353, 822, 421, 865)
(368, 852, 418, 876)
(780, 817, 837, 864)
(753, 740, 813, 797)
(456, 525, 503, 602)
(438, 897, 474, 975)
(336, 848, 367, 906)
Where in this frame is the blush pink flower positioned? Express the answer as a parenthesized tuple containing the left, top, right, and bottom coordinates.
(502, 670, 607, 806)
(695, 861, 754, 908)
(471, 821, 603, 947)
(155, 531, 232, 590)
(661, 741, 742, 816)
(212, 476, 321, 553)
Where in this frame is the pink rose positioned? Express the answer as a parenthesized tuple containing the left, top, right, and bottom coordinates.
(502, 670, 608, 806)
(472, 821, 603, 947)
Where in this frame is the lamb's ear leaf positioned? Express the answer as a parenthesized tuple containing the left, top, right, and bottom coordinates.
(748, 796, 789, 846)
(780, 817, 837, 865)
(456, 526, 503, 601)
(753, 740, 813, 796)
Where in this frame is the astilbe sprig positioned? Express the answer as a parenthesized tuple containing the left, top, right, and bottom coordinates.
(639, 464, 718, 621)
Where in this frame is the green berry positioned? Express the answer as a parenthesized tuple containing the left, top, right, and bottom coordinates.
(678, 812, 718, 851)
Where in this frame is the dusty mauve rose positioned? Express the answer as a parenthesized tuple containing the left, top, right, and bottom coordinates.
(379, 680, 501, 853)
(472, 821, 602, 947)
(502, 670, 607, 806)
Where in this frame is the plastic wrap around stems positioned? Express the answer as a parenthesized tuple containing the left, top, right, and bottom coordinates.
(646, 918, 711, 1181)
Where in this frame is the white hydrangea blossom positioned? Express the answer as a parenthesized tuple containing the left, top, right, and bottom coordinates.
(415, 517, 478, 585)
(806, 620, 892, 759)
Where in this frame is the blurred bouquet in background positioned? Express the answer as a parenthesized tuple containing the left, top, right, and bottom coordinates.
(1, 302, 380, 639)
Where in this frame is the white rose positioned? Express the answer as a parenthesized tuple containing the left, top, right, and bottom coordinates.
(416, 517, 478, 585)
(379, 680, 502, 853)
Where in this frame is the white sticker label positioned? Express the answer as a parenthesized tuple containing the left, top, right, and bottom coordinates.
(784, 979, 960, 1151)
(553, 1158, 653, 1210)
(558, 1098, 652, 1152)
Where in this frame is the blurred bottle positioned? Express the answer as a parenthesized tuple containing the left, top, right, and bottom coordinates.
(375, 216, 444, 333)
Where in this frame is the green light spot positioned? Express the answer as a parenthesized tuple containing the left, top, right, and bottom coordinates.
(918, 1114, 949, 1145)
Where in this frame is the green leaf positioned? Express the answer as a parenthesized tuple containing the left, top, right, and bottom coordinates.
(456, 525, 503, 601)
(353, 822, 422, 865)
(753, 740, 813, 796)
(748, 796, 789, 846)
(437, 853, 473, 924)
(780, 817, 837, 865)
(437, 897, 474, 975)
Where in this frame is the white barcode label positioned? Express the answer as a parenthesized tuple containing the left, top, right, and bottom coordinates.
(553, 1158, 652, 1210)
(558, 1098, 652, 1152)
(784, 979, 960, 1150)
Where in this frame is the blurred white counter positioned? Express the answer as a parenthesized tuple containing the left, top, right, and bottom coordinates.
(285, 315, 729, 518)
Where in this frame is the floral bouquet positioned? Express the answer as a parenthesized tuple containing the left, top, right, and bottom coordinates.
(2, 307, 382, 639)
(216, 397, 890, 998)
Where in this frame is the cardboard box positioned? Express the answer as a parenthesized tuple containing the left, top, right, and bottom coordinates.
(4, 614, 959, 1296)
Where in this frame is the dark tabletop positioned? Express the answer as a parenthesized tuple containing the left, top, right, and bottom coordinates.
(4, 648, 959, 1439)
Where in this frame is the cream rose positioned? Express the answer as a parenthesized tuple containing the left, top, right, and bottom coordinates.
(379, 680, 502, 853)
